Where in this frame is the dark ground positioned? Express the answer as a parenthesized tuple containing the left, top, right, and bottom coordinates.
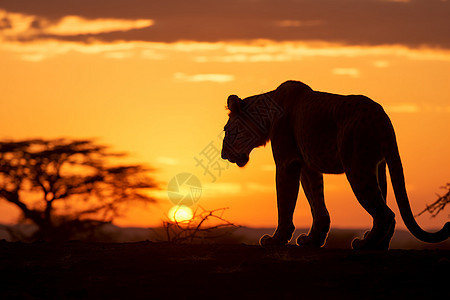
(0, 241, 448, 299)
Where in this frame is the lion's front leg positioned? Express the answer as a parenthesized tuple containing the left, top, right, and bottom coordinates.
(260, 163, 300, 247)
(296, 167, 330, 248)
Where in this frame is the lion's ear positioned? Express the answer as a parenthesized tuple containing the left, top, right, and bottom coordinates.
(227, 95, 241, 113)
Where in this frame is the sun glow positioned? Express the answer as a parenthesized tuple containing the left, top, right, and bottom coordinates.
(168, 205, 194, 223)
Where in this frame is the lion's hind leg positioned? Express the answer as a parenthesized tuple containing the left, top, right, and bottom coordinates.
(378, 160, 387, 202)
(345, 165, 395, 250)
(374, 160, 395, 249)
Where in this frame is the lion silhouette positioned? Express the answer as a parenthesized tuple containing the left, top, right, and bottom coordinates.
(221, 80, 449, 250)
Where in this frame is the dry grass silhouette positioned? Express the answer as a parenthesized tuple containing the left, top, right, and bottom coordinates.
(418, 183, 450, 217)
(156, 206, 240, 243)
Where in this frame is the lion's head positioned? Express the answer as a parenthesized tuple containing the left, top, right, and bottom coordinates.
(221, 94, 271, 167)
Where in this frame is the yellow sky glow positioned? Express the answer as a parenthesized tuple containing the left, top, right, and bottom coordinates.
(1, 19, 449, 231)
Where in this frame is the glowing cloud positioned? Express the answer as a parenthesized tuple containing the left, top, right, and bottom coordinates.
(0, 9, 36, 38)
(104, 51, 133, 59)
(2, 36, 450, 63)
(275, 20, 323, 27)
(246, 182, 274, 193)
(374, 60, 390, 68)
(0, 9, 153, 39)
(332, 68, 361, 78)
(381, 0, 410, 3)
(173, 72, 235, 83)
(194, 41, 450, 64)
(156, 157, 179, 166)
(384, 104, 420, 113)
(0, 40, 162, 61)
(45, 16, 154, 36)
(202, 183, 242, 197)
(276, 20, 303, 27)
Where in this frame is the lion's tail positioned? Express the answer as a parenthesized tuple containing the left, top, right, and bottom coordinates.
(385, 139, 449, 243)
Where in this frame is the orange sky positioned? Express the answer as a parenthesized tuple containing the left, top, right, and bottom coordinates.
(0, 1, 449, 231)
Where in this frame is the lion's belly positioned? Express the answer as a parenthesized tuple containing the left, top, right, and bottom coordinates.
(300, 145, 344, 174)
(296, 126, 344, 174)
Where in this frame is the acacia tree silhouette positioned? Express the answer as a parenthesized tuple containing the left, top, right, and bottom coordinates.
(0, 139, 157, 241)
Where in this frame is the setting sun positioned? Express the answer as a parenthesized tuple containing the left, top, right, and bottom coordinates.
(168, 205, 194, 223)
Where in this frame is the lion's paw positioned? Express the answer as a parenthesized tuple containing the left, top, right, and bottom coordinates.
(352, 226, 393, 250)
(259, 234, 288, 247)
(296, 233, 323, 248)
(351, 237, 366, 250)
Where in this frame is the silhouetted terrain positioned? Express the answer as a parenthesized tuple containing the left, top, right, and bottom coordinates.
(0, 241, 448, 299)
(2, 224, 449, 250)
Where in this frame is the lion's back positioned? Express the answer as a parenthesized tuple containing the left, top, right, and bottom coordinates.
(273, 81, 395, 172)
(276, 81, 389, 128)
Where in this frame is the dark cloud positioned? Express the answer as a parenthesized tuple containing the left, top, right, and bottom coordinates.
(1, 0, 450, 48)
